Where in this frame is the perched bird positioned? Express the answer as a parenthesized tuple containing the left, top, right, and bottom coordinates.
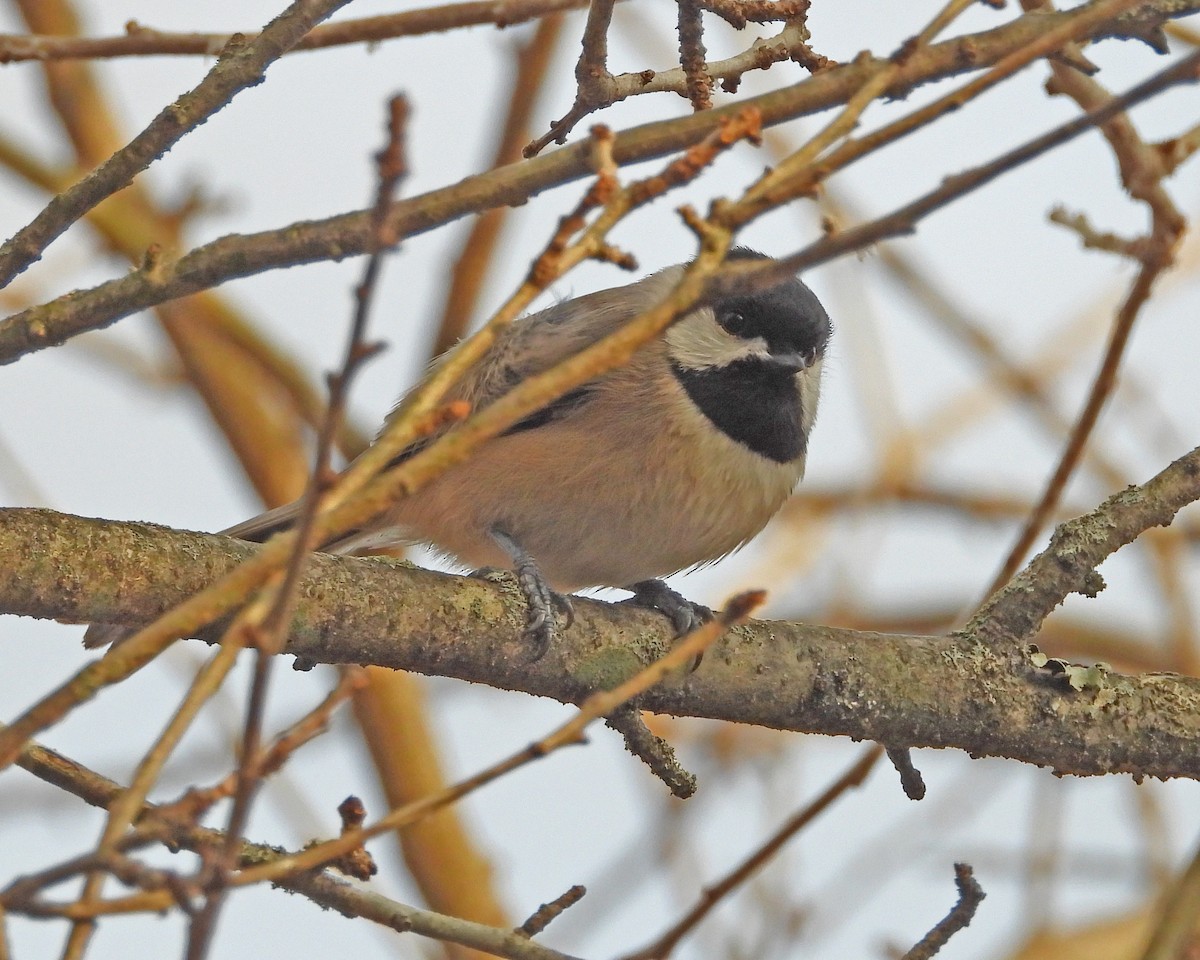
(85, 249, 831, 656)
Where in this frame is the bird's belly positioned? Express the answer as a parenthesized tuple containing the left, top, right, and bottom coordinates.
(392, 424, 803, 591)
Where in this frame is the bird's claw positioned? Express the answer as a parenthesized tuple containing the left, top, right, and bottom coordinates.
(487, 527, 575, 661)
(517, 565, 574, 661)
(624, 580, 713, 637)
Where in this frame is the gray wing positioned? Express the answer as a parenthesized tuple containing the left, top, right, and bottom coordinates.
(449, 265, 683, 425)
(83, 267, 681, 649)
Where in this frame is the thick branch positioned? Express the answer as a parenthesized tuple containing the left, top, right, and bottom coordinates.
(3, 443, 1200, 781)
(2, 0, 1196, 363)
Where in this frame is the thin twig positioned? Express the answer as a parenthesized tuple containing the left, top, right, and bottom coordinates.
(524, 0, 618, 156)
(8, 733, 586, 960)
(726, 0, 1144, 227)
(184, 95, 409, 960)
(0, 0, 357, 289)
(886, 745, 927, 801)
(979, 52, 1187, 601)
(59, 642, 242, 959)
(168, 667, 366, 820)
(620, 745, 882, 960)
(713, 47, 1200, 297)
(0, 0, 588, 62)
(516, 885, 587, 938)
(429, 11, 566, 356)
(899, 863, 986, 960)
(698, 0, 812, 29)
(604, 706, 697, 799)
(677, 0, 714, 111)
(227, 593, 764, 890)
(3, 0, 1195, 362)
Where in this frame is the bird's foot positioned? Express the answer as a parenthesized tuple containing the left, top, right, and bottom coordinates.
(487, 528, 574, 661)
(623, 579, 713, 636)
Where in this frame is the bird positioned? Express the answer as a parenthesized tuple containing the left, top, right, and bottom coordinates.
(85, 248, 831, 657)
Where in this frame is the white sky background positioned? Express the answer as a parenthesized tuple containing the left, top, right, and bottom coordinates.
(2, 1, 1200, 959)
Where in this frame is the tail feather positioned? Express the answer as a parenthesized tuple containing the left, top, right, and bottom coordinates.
(82, 622, 136, 650)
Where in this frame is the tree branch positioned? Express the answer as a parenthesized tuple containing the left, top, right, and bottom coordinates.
(0, 0, 590, 63)
(3, 442, 1199, 780)
(0, 0, 356, 289)
(8, 737, 585, 960)
(2, 0, 1195, 364)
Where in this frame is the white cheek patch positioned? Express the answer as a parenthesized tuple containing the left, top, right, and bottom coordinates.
(666, 310, 769, 369)
(798, 357, 824, 433)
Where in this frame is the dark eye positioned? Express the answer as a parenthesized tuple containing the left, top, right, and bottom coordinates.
(719, 309, 748, 334)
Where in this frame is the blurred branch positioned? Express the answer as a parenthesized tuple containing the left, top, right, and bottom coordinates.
(430, 11, 565, 357)
(1139, 831, 1200, 960)
(6, 0, 1197, 363)
(0, 0, 590, 62)
(6, 735, 585, 960)
(3, 440, 1200, 779)
(8, 0, 367, 495)
(981, 30, 1189, 600)
(0, 0, 357, 289)
(181, 94, 411, 960)
(900, 864, 986, 960)
(620, 745, 882, 960)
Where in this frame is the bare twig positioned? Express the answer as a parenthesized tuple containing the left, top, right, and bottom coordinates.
(0, 0, 356, 289)
(3, 1, 1196, 363)
(59, 641, 242, 958)
(9, 733, 586, 960)
(697, 0, 812, 29)
(900, 863, 986, 960)
(0, 0, 588, 62)
(980, 55, 1188, 601)
(226, 593, 763, 889)
(524, 0, 618, 156)
(184, 95, 410, 960)
(613, 15, 831, 101)
(724, 0, 1146, 227)
(170, 667, 366, 819)
(516, 886, 587, 938)
(886, 745, 927, 801)
(604, 706, 698, 799)
(716, 46, 1200, 298)
(677, 0, 714, 111)
(1049, 206, 1148, 258)
(620, 745, 882, 960)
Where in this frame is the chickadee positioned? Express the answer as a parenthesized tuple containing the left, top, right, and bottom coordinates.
(85, 248, 831, 656)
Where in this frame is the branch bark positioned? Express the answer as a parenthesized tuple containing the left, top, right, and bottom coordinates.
(3, 442, 1199, 782)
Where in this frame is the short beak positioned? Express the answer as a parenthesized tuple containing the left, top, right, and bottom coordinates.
(767, 350, 816, 373)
